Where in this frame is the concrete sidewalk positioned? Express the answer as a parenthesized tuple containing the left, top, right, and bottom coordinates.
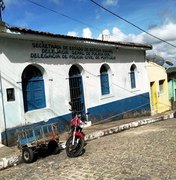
(0, 110, 174, 170)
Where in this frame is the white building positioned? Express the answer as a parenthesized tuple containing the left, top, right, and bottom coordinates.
(0, 22, 152, 145)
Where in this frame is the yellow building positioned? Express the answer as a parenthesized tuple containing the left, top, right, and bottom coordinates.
(146, 61, 171, 115)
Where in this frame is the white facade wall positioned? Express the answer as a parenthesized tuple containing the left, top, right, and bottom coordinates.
(0, 33, 151, 144)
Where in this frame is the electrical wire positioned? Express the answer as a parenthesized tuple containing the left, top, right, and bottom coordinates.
(26, 0, 101, 33)
(26, 0, 176, 49)
(83, 67, 171, 109)
(3, 0, 173, 123)
(1, 64, 171, 125)
(90, 0, 176, 48)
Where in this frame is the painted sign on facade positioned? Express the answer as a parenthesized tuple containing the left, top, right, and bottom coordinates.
(30, 42, 116, 60)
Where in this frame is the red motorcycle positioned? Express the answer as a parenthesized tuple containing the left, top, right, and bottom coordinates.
(66, 113, 86, 157)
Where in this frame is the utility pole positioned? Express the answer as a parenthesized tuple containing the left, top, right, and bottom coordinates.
(0, 0, 5, 22)
(0, 72, 8, 146)
(0, 0, 7, 145)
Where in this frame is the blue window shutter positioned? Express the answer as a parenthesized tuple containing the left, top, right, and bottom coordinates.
(100, 73, 110, 95)
(130, 72, 136, 89)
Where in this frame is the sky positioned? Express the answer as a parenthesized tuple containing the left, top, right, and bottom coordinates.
(2, 0, 176, 63)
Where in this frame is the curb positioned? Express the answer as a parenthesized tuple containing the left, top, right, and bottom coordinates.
(0, 111, 174, 170)
(84, 111, 174, 141)
(0, 155, 22, 170)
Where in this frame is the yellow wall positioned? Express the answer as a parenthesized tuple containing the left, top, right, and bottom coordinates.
(146, 61, 171, 114)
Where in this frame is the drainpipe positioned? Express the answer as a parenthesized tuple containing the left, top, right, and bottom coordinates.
(0, 72, 8, 146)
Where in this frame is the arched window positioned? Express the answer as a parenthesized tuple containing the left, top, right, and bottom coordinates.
(130, 64, 136, 89)
(22, 65, 46, 112)
(69, 65, 85, 115)
(100, 64, 110, 95)
(69, 65, 80, 77)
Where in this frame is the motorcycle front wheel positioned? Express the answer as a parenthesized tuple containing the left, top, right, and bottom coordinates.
(66, 136, 84, 158)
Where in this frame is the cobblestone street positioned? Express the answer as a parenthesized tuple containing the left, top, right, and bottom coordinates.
(0, 118, 176, 180)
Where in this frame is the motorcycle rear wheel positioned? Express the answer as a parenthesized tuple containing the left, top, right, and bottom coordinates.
(66, 136, 84, 157)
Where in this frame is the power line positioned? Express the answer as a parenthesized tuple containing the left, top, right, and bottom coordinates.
(26, 0, 101, 33)
(90, 0, 176, 48)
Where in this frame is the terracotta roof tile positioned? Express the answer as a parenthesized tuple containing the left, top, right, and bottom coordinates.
(9, 26, 152, 49)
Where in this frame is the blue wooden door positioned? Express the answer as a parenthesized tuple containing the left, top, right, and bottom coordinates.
(22, 65, 46, 112)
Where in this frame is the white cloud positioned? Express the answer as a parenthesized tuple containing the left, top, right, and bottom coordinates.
(97, 21, 176, 61)
(82, 28, 93, 39)
(102, 29, 110, 35)
(111, 27, 127, 41)
(98, 27, 127, 41)
(102, 0, 118, 6)
(139, 22, 176, 60)
(143, 22, 176, 44)
(67, 31, 78, 37)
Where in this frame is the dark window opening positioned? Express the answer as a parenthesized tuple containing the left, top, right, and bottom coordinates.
(7, 88, 15, 101)
(69, 65, 81, 77)
(130, 64, 136, 89)
(159, 79, 165, 94)
(22, 65, 42, 81)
